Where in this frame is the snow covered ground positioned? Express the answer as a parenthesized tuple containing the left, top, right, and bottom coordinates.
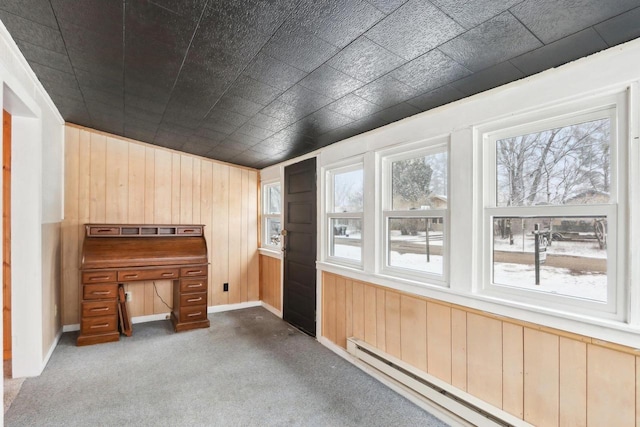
(494, 262, 606, 302)
(332, 233, 606, 302)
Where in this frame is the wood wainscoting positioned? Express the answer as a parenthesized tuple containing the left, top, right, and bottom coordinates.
(322, 271, 640, 427)
(62, 125, 259, 326)
(259, 254, 281, 313)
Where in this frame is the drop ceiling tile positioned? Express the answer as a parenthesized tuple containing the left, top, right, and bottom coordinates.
(327, 36, 406, 83)
(293, 0, 385, 48)
(431, 0, 522, 29)
(193, 127, 228, 142)
(124, 105, 164, 126)
(298, 65, 365, 100)
(52, 0, 123, 36)
(125, 0, 197, 50)
(200, 119, 238, 135)
(263, 128, 315, 148)
(81, 87, 123, 111)
(261, 21, 340, 73)
(510, 28, 608, 76)
(125, 38, 182, 83)
(260, 100, 308, 122)
(237, 123, 275, 140)
(364, 0, 408, 15)
(390, 49, 472, 92)
(407, 85, 465, 111)
(450, 61, 524, 96)
(510, 0, 640, 44)
(195, 5, 271, 59)
(29, 62, 77, 91)
(206, 107, 251, 128)
(216, 95, 264, 117)
(206, 0, 299, 36)
(289, 107, 354, 137)
(207, 146, 244, 161)
(0, 11, 66, 54)
(158, 106, 204, 130)
(154, 130, 185, 150)
(68, 49, 123, 83)
(372, 102, 420, 125)
(439, 12, 542, 72)
(595, 6, 640, 46)
(326, 93, 384, 120)
(76, 68, 123, 95)
(247, 143, 286, 155)
(219, 136, 257, 149)
(125, 93, 168, 115)
(157, 121, 195, 138)
(247, 113, 290, 133)
(125, 128, 158, 144)
(144, 0, 207, 20)
(124, 76, 173, 102)
(278, 85, 334, 115)
(182, 139, 218, 156)
(354, 74, 421, 108)
(225, 75, 283, 106)
(243, 53, 308, 91)
(15, 40, 73, 74)
(0, 0, 58, 29)
(365, 0, 465, 60)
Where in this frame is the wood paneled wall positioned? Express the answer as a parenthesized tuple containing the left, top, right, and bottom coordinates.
(322, 271, 640, 426)
(259, 254, 281, 312)
(62, 125, 259, 325)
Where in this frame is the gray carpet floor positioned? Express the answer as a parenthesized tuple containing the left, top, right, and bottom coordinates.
(5, 307, 448, 427)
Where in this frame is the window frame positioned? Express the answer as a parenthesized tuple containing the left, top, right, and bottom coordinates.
(261, 180, 282, 250)
(479, 94, 627, 320)
(325, 160, 365, 269)
(379, 140, 450, 286)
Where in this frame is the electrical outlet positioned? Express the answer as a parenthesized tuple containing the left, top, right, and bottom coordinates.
(223, 283, 229, 292)
(125, 291, 132, 302)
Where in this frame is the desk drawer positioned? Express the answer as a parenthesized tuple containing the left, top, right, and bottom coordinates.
(117, 268, 179, 281)
(180, 278, 207, 292)
(82, 300, 118, 318)
(82, 271, 116, 284)
(83, 283, 118, 300)
(81, 315, 118, 335)
(180, 265, 208, 278)
(180, 292, 206, 307)
(179, 305, 207, 323)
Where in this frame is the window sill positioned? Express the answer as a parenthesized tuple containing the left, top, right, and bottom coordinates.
(258, 248, 282, 259)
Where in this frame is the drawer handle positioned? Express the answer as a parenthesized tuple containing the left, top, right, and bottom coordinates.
(187, 297, 202, 303)
(187, 312, 202, 317)
(90, 323, 110, 329)
(187, 283, 202, 288)
(185, 270, 203, 276)
(96, 228, 114, 233)
(182, 229, 195, 233)
(92, 291, 111, 296)
(90, 307, 110, 312)
(161, 272, 175, 277)
(123, 274, 138, 279)
(89, 275, 111, 281)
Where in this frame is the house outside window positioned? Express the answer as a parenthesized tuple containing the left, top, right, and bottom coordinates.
(262, 181, 281, 249)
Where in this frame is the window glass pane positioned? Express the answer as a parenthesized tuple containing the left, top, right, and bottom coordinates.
(266, 218, 281, 246)
(492, 216, 607, 302)
(266, 184, 281, 214)
(333, 168, 363, 213)
(330, 218, 362, 262)
(392, 152, 447, 210)
(387, 217, 444, 275)
(496, 118, 611, 207)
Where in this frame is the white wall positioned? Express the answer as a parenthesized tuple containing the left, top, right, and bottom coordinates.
(0, 19, 64, 379)
(262, 38, 640, 349)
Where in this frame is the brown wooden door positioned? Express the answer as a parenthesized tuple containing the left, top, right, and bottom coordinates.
(283, 158, 317, 336)
(3, 110, 11, 361)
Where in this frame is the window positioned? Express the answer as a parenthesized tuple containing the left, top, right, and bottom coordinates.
(482, 101, 624, 317)
(381, 143, 448, 283)
(326, 163, 364, 267)
(262, 182, 281, 249)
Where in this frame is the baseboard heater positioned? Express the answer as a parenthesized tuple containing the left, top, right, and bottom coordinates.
(346, 338, 532, 427)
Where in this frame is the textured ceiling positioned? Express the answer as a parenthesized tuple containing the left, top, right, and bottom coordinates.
(1, 0, 640, 169)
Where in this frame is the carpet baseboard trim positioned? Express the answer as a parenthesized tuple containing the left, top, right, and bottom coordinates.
(62, 301, 264, 332)
(317, 336, 470, 427)
(261, 302, 282, 318)
(41, 329, 63, 375)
